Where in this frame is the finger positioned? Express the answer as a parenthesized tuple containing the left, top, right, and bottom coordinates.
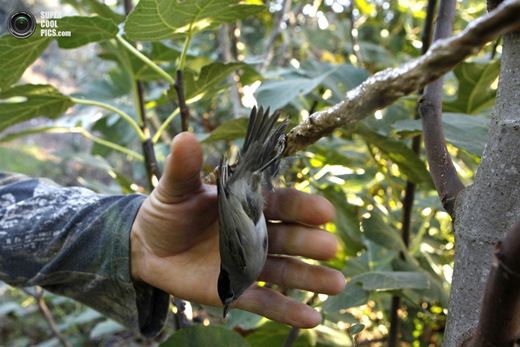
(156, 132, 203, 202)
(235, 285, 322, 328)
(259, 256, 345, 295)
(264, 188, 335, 225)
(268, 224, 338, 260)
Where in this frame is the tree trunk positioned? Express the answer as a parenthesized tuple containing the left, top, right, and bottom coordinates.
(444, 32, 520, 346)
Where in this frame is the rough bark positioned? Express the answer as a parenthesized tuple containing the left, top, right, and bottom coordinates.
(444, 32, 520, 346)
(465, 221, 520, 346)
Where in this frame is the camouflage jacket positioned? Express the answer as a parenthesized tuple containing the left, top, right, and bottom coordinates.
(0, 172, 169, 337)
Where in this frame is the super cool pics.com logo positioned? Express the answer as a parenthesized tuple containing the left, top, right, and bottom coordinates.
(7, 10, 71, 39)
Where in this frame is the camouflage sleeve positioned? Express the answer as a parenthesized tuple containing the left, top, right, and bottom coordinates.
(0, 172, 170, 337)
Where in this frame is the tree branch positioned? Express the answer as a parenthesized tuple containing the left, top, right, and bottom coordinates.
(124, 0, 161, 189)
(465, 221, 520, 346)
(419, 0, 463, 216)
(135, 81, 162, 188)
(283, 0, 520, 156)
(174, 70, 191, 132)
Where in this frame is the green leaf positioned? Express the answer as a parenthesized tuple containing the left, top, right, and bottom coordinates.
(0, 302, 21, 316)
(357, 125, 434, 187)
(255, 67, 339, 110)
(362, 212, 406, 253)
(351, 271, 430, 291)
(63, 0, 125, 22)
(0, 30, 52, 91)
(132, 43, 180, 81)
(56, 16, 118, 49)
(58, 309, 103, 331)
(348, 323, 365, 335)
(393, 113, 490, 156)
(125, 0, 265, 41)
(393, 258, 449, 306)
(225, 309, 263, 330)
(160, 325, 250, 347)
(89, 320, 125, 339)
(323, 282, 368, 311)
(202, 117, 249, 143)
(0, 85, 73, 132)
(444, 60, 500, 114)
(183, 62, 244, 102)
(246, 321, 314, 347)
(321, 187, 365, 256)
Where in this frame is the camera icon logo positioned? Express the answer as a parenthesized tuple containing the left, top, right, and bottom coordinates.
(8, 11, 36, 38)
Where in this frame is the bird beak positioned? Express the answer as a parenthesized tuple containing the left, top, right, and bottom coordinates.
(223, 304, 230, 318)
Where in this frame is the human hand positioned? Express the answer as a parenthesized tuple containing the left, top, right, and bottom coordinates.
(130, 132, 345, 328)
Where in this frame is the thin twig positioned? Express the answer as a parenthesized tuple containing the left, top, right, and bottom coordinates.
(283, 0, 520, 156)
(174, 70, 191, 132)
(218, 25, 242, 118)
(261, 0, 292, 72)
(388, 0, 437, 344)
(464, 221, 520, 346)
(283, 327, 300, 347)
(489, 37, 502, 59)
(23, 287, 72, 347)
(283, 293, 319, 347)
(419, 0, 464, 216)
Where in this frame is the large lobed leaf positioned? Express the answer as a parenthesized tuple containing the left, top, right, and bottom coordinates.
(56, 16, 119, 49)
(0, 16, 118, 91)
(362, 212, 407, 253)
(357, 124, 434, 188)
(443, 60, 500, 114)
(352, 271, 430, 291)
(184, 62, 244, 102)
(0, 85, 73, 132)
(392, 113, 490, 156)
(125, 0, 265, 41)
(255, 62, 368, 110)
(202, 117, 249, 143)
(62, 0, 125, 23)
(0, 30, 52, 91)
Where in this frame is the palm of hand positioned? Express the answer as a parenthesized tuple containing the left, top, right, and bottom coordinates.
(131, 133, 345, 328)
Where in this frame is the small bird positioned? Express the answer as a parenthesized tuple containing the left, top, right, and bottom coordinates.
(217, 106, 287, 316)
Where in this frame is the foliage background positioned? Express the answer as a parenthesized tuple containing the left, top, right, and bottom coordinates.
(0, 0, 500, 345)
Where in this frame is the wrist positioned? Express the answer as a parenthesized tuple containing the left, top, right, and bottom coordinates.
(130, 222, 147, 283)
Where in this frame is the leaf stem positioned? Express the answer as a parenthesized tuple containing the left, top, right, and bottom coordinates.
(116, 34, 175, 85)
(177, 32, 192, 71)
(70, 97, 146, 141)
(5, 126, 144, 160)
(153, 107, 180, 143)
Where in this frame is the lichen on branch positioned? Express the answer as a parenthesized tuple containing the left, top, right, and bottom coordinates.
(283, 0, 520, 156)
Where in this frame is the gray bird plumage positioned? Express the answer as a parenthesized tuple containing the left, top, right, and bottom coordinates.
(217, 106, 287, 316)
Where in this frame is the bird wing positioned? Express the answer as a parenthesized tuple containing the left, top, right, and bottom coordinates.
(217, 158, 247, 271)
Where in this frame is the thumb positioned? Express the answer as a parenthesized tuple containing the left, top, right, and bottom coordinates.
(156, 132, 203, 202)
